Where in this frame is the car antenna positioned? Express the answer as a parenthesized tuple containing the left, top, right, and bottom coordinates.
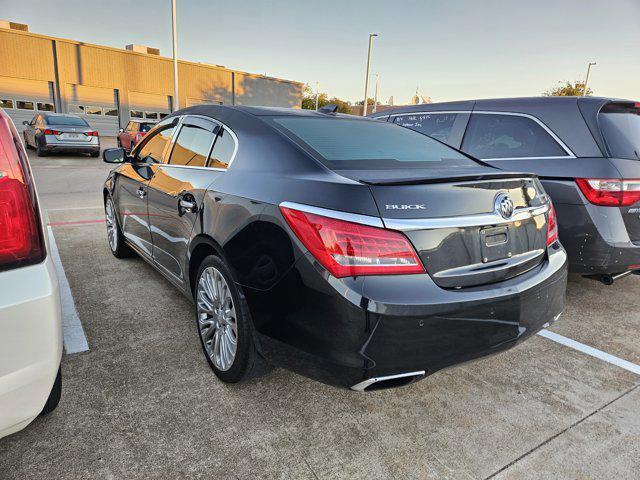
(318, 104, 338, 114)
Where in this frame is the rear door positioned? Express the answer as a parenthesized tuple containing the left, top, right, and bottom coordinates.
(147, 116, 222, 285)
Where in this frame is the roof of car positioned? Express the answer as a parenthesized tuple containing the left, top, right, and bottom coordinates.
(172, 104, 368, 119)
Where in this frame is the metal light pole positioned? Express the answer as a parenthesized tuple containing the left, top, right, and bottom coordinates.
(583, 62, 596, 96)
(372, 74, 379, 113)
(171, 0, 179, 111)
(315, 82, 319, 111)
(362, 33, 378, 116)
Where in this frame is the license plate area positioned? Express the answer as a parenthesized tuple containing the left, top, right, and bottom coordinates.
(63, 133, 81, 139)
(480, 226, 512, 263)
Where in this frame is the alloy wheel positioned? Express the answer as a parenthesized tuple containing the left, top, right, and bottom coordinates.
(197, 266, 238, 371)
(105, 199, 118, 252)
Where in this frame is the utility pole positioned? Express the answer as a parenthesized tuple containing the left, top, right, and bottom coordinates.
(372, 74, 379, 113)
(171, 0, 179, 111)
(362, 33, 378, 116)
(583, 62, 596, 96)
(315, 82, 319, 111)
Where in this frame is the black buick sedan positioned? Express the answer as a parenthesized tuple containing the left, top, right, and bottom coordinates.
(102, 105, 567, 391)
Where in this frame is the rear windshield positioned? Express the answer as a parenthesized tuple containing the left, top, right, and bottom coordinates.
(45, 115, 88, 126)
(599, 103, 640, 160)
(271, 116, 479, 170)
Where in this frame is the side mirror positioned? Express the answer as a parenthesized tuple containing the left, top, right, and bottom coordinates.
(103, 147, 127, 164)
(22, 121, 29, 126)
(118, 128, 124, 133)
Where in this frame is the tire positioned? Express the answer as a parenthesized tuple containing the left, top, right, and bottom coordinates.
(40, 366, 61, 416)
(23, 133, 32, 149)
(105, 196, 133, 258)
(90, 150, 100, 158)
(194, 255, 268, 383)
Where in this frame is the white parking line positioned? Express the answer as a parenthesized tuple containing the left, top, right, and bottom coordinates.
(538, 329, 640, 375)
(47, 226, 89, 354)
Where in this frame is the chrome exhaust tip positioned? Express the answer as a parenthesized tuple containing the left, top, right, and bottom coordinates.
(350, 370, 426, 392)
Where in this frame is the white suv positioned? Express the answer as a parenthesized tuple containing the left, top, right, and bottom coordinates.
(0, 108, 62, 439)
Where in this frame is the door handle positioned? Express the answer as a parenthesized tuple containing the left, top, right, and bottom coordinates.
(137, 186, 146, 199)
(178, 198, 197, 215)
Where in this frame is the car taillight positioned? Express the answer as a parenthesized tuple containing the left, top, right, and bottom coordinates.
(576, 178, 640, 207)
(0, 115, 45, 271)
(85, 131, 99, 137)
(546, 202, 558, 246)
(280, 206, 425, 277)
(43, 129, 61, 135)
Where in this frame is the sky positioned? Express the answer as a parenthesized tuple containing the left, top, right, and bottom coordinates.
(1, 0, 639, 104)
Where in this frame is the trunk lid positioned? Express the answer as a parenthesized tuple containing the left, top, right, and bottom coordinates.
(343, 169, 550, 288)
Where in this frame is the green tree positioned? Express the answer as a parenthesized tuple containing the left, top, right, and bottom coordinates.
(544, 80, 593, 97)
(301, 85, 353, 114)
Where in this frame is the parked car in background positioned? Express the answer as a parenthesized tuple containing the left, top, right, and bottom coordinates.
(22, 113, 100, 157)
(117, 120, 156, 152)
(373, 97, 640, 284)
(0, 108, 62, 439)
(102, 105, 566, 391)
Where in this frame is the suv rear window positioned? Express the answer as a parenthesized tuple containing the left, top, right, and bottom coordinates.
(271, 116, 477, 170)
(599, 103, 640, 160)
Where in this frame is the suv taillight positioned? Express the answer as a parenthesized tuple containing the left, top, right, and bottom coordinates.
(0, 114, 45, 271)
(546, 202, 558, 245)
(280, 206, 425, 278)
(576, 178, 640, 206)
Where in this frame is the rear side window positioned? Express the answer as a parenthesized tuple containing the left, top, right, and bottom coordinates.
(462, 114, 568, 159)
(271, 117, 477, 170)
(393, 112, 467, 145)
(169, 124, 215, 167)
(137, 126, 175, 164)
(208, 128, 235, 169)
(599, 103, 640, 160)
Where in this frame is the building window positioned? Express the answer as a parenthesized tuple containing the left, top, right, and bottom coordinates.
(85, 106, 103, 115)
(104, 108, 118, 117)
(16, 100, 35, 110)
(69, 105, 85, 114)
(37, 102, 55, 112)
(0, 99, 14, 109)
(144, 112, 159, 120)
(158, 113, 169, 119)
(130, 110, 144, 119)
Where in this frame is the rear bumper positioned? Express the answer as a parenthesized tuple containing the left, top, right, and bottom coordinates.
(248, 245, 568, 389)
(42, 135, 99, 152)
(0, 255, 62, 439)
(556, 203, 640, 274)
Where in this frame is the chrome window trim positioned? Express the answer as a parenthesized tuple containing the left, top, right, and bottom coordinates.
(278, 201, 384, 228)
(388, 109, 576, 159)
(383, 204, 549, 231)
(351, 371, 426, 392)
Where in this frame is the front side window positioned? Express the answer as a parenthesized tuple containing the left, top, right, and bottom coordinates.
(169, 124, 215, 167)
(462, 113, 567, 159)
(271, 116, 477, 170)
(394, 112, 464, 145)
(17, 100, 35, 110)
(599, 102, 640, 160)
(209, 128, 235, 169)
(137, 125, 176, 164)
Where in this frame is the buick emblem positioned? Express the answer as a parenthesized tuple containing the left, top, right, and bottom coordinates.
(495, 193, 514, 219)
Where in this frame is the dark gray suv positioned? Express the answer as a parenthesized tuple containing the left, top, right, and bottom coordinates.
(373, 97, 640, 284)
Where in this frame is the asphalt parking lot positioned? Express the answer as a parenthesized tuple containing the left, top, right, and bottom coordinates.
(1, 142, 639, 479)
